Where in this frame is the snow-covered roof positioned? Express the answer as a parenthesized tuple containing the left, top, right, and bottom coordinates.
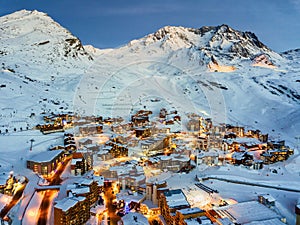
(55, 196, 85, 212)
(178, 207, 204, 215)
(185, 218, 211, 225)
(85, 143, 98, 149)
(216, 201, 281, 224)
(122, 212, 149, 225)
(90, 204, 106, 215)
(70, 187, 90, 195)
(216, 217, 233, 225)
(116, 191, 144, 203)
(102, 146, 113, 150)
(93, 175, 105, 186)
(66, 184, 77, 190)
(198, 151, 218, 158)
(71, 158, 83, 165)
(226, 137, 261, 146)
(259, 194, 276, 202)
(74, 178, 94, 186)
(243, 218, 286, 225)
(164, 189, 190, 209)
(78, 137, 92, 143)
(28, 150, 64, 163)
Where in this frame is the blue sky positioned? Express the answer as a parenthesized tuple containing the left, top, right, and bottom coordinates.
(1, 0, 300, 52)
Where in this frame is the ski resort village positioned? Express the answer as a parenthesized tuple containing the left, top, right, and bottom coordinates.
(0, 110, 299, 225)
(0, 8, 300, 225)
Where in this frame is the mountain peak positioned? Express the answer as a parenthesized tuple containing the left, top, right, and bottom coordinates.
(0, 9, 93, 79)
(137, 24, 280, 66)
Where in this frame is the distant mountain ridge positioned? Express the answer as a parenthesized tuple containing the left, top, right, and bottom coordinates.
(0, 10, 299, 143)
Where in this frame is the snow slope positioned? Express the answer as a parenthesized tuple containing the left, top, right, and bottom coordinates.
(0, 9, 300, 225)
(74, 25, 300, 145)
(0, 10, 299, 143)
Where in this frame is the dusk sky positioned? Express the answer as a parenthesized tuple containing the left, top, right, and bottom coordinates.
(1, 0, 300, 52)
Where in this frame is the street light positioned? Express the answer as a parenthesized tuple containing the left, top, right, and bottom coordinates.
(30, 139, 35, 151)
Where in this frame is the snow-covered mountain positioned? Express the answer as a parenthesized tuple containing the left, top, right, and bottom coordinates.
(0, 9, 94, 78)
(0, 10, 299, 143)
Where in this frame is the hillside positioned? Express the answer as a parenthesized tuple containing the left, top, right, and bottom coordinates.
(0, 10, 299, 143)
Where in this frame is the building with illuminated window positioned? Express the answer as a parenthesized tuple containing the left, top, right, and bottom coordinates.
(26, 150, 65, 176)
(54, 196, 89, 225)
(159, 189, 190, 225)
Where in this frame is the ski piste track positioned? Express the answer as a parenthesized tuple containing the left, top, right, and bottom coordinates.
(202, 176, 300, 193)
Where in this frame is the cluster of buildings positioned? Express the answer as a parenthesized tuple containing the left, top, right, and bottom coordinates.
(146, 154, 191, 172)
(0, 172, 25, 196)
(54, 175, 104, 225)
(22, 108, 295, 225)
(100, 161, 146, 191)
(184, 117, 294, 169)
(153, 183, 285, 225)
(37, 112, 74, 134)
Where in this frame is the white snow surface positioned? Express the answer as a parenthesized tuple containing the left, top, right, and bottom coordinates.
(0, 10, 298, 147)
(0, 9, 299, 225)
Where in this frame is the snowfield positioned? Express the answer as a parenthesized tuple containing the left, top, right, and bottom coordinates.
(0, 9, 299, 225)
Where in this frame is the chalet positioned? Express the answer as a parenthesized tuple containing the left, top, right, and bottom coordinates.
(197, 135, 210, 150)
(102, 162, 146, 191)
(73, 116, 102, 126)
